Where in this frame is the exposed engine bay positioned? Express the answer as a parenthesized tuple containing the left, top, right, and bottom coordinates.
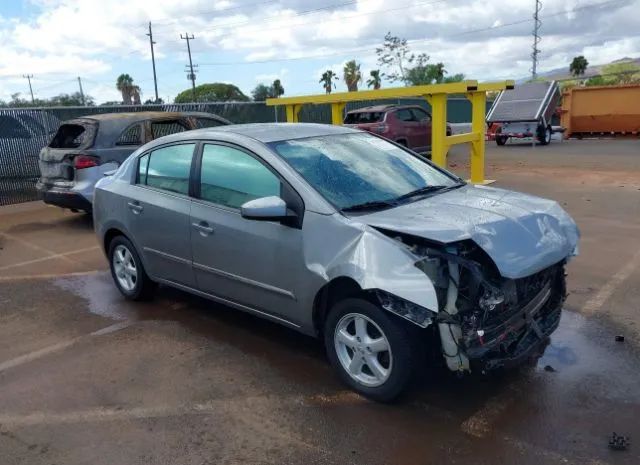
(373, 229, 566, 373)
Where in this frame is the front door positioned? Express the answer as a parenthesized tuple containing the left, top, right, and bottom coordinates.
(127, 142, 196, 287)
(189, 143, 304, 324)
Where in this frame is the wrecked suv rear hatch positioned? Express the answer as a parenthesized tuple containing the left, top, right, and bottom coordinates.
(38, 119, 97, 187)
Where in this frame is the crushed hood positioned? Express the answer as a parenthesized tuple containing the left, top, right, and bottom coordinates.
(359, 184, 580, 279)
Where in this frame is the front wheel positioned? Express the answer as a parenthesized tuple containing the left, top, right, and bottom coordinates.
(324, 298, 415, 402)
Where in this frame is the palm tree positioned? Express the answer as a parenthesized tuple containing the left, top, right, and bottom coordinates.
(570, 56, 589, 78)
(319, 70, 338, 94)
(272, 79, 285, 98)
(343, 60, 362, 92)
(116, 74, 142, 105)
(367, 70, 382, 89)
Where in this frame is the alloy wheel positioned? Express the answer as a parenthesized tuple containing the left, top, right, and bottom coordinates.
(334, 313, 393, 387)
(113, 244, 138, 292)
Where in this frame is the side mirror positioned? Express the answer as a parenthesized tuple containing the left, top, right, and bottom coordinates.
(241, 196, 291, 221)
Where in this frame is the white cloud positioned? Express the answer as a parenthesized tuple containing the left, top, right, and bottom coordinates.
(0, 0, 638, 103)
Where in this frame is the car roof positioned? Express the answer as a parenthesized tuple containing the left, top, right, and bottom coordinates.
(346, 104, 423, 114)
(183, 122, 358, 143)
(76, 111, 223, 122)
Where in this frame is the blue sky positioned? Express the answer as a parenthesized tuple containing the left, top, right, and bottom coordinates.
(0, 0, 638, 104)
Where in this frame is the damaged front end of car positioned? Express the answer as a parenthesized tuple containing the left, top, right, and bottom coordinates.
(372, 229, 567, 374)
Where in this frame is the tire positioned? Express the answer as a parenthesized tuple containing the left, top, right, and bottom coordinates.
(496, 135, 507, 146)
(324, 298, 415, 402)
(537, 125, 552, 145)
(108, 235, 155, 301)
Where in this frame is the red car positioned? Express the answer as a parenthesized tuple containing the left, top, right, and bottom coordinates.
(343, 104, 451, 155)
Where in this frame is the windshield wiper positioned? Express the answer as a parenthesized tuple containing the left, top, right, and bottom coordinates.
(394, 183, 464, 202)
(341, 199, 397, 212)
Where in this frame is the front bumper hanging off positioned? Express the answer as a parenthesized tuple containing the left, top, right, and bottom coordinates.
(460, 274, 564, 371)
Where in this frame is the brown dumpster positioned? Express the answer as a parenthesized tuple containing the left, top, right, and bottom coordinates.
(561, 84, 640, 137)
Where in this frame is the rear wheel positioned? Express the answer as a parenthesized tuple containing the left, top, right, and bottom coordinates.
(108, 236, 155, 300)
(324, 298, 415, 402)
(537, 125, 552, 145)
(496, 135, 508, 146)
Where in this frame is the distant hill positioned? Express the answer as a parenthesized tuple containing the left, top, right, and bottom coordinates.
(525, 56, 640, 81)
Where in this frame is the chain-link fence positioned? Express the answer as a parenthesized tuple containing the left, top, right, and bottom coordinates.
(0, 98, 489, 206)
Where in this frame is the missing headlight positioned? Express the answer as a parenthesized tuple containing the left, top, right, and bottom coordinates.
(370, 290, 435, 327)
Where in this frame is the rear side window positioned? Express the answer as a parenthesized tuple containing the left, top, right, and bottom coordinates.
(199, 144, 280, 209)
(138, 144, 195, 195)
(116, 124, 142, 146)
(344, 112, 384, 124)
(411, 108, 430, 121)
(48, 123, 92, 148)
(151, 120, 188, 139)
(195, 117, 226, 129)
(395, 109, 416, 122)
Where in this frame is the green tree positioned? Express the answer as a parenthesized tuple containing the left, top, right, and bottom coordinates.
(443, 73, 465, 83)
(143, 97, 164, 104)
(319, 70, 338, 94)
(585, 76, 608, 87)
(116, 74, 141, 105)
(272, 79, 285, 97)
(376, 32, 423, 83)
(601, 62, 640, 84)
(343, 60, 362, 92)
(174, 83, 250, 103)
(366, 70, 382, 89)
(569, 56, 589, 77)
(252, 83, 272, 101)
(49, 92, 95, 106)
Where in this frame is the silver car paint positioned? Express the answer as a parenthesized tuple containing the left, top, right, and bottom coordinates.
(94, 123, 579, 337)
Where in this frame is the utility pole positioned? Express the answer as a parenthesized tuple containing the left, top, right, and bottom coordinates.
(180, 32, 197, 101)
(77, 76, 86, 106)
(531, 0, 542, 80)
(146, 22, 159, 103)
(23, 74, 34, 104)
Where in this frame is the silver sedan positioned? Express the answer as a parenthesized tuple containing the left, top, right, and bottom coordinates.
(94, 123, 579, 401)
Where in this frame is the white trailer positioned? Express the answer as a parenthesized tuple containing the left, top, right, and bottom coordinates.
(487, 81, 561, 146)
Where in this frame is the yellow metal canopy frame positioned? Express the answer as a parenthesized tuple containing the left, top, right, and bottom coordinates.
(266, 80, 514, 184)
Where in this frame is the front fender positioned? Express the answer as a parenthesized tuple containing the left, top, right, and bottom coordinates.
(303, 213, 439, 325)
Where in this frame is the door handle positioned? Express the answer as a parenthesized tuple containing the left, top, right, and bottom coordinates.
(192, 221, 214, 235)
(128, 201, 143, 214)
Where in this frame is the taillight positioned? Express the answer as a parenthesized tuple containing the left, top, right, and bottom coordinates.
(373, 124, 388, 133)
(74, 155, 99, 170)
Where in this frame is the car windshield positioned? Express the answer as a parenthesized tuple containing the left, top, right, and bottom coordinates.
(269, 133, 461, 211)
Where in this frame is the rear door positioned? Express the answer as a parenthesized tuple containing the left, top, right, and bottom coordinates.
(126, 142, 197, 287)
(410, 107, 432, 151)
(394, 108, 421, 148)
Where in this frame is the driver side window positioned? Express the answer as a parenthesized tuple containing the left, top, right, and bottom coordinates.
(199, 144, 281, 209)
